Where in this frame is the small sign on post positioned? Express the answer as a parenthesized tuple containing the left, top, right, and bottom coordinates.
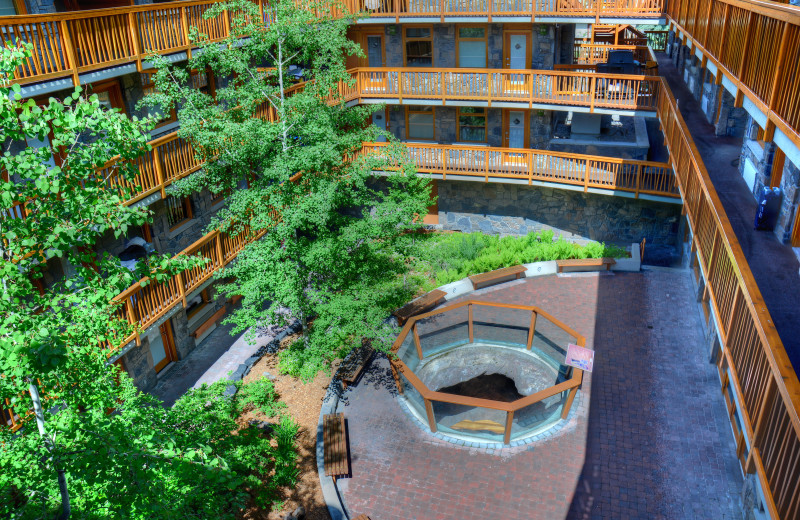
(565, 343, 594, 372)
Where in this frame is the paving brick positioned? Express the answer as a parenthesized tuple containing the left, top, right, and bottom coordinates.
(339, 271, 743, 520)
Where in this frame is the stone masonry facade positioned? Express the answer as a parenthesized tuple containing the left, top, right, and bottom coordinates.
(437, 180, 682, 264)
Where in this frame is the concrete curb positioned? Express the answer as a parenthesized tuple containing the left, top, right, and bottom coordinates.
(224, 319, 301, 394)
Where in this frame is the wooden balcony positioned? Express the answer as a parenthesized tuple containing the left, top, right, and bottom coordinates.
(362, 141, 680, 200)
(0, 0, 666, 89)
(656, 74, 800, 520)
(667, 0, 800, 149)
(342, 0, 664, 20)
(572, 43, 656, 66)
(347, 67, 661, 114)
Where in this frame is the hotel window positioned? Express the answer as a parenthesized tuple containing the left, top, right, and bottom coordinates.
(141, 71, 177, 128)
(407, 106, 435, 140)
(458, 107, 487, 142)
(457, 26, 487, 68)
(165, 196, 192, 229)
(190, 68, 216, 99)
(404, 26, 433, 67)
(89, 80, 126, 113)
(0, 0, 25, 15)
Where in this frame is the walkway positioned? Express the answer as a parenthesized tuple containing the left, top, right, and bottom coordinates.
(657, 53, 800, 373)
(151, 321, 285, 407)
(336, 271, 742, 520)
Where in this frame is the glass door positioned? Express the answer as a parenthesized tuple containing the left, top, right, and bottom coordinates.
(149, 322, 176, 373)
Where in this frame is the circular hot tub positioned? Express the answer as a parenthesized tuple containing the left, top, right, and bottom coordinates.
(390, 300, 587, 445)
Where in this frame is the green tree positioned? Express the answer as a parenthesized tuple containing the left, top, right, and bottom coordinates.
(1, 44, 294, 519)
(147, 0, 432, 379)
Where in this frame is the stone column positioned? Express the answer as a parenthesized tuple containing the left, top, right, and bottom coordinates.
(775, 159, 800, 244)
(701, 70, 722, 125)
(715, 89, 737, 137)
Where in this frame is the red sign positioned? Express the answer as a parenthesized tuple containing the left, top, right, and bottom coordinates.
(565, 343, 594, 372)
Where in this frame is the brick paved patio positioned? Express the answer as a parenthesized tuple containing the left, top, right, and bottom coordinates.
(336, 270, 743, 520)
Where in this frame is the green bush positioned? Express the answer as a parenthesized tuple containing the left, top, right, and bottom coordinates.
(413, 231, 628, 285)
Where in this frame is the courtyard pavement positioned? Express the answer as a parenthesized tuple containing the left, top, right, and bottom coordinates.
(657, 53, 800, 374)
(336, 271, 743, 520)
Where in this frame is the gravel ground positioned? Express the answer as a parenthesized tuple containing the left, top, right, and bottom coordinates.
(241, 334, 334, 520)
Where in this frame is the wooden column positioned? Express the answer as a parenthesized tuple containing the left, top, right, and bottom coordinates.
(468, 304, 474, 343)
(412, 322, 423, 359)
(526, 311, 537, 350)
(504, 411, 514, 445)
(424, 398, 437, 432)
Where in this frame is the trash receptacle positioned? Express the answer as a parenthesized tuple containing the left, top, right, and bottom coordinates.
(754, 187, 782, 231)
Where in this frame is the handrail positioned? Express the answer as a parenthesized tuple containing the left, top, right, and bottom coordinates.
(667, 0, 800, 148)
(348, 67, 661, 112)
(656, 76, 800, 520)
(572, 44, 656, 65)
(361, 141, 680, 199)
(341, 0, 663, 18)
(0, 0, 667, 88)
(390, 299, 586, 444)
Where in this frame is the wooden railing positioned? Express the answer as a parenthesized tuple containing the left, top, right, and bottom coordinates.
(108, 225, 263, 352)
(390, 300, 585, 445)
(645, 30, 668, 52)
(349, 67, 661, 112)
(0, 0, 666, 88)
(657, 76, 800, 520)
(573, 44, 656, 65)
(362, 141, 680, 199)
(343, 0, 664, 18)
(666, 0, 800, 148)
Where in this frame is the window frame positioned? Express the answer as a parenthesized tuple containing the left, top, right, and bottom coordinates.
(141, 70, 177, 128)
(87, 79, 126, 114)
(405, 106, 436, 141)
(456, 24, 488, 68)
(457, 106, 488, 143)
(403, 25, 434, 67)
(190, 67, 217, 100)
(1, 0, 27, 15)
(165, 195, 193, 230)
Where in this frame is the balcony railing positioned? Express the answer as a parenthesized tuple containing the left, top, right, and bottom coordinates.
(667, 0, 800, 149)
(0, 0, 667, 88)
(362, 141, 679, 199)
(656, 75, 800, 520)
(343, 0, 664, 18)
(572, 43, 656, 65)
(349, 67, 660, 112)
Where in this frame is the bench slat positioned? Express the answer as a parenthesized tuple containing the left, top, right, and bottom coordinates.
(393, 289, 446, 324)
(323, 413, 350, 478)
(556, 257, 616, 273)
(468, 265, 527, 289)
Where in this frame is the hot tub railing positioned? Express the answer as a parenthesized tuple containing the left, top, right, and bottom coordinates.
(390, 300, 587, 444)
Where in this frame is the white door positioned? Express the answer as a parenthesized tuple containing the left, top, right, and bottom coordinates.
(372, 109, 387, 142)
(508, 35, 527, 69)
(508, 111, 526, 148)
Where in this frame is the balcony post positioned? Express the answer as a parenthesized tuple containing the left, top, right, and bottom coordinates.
(153, 145, 166, 198)
(635, 163, 642, 198)
(181, 6, 191, 59)
(127, 12, 142, 71)
(584, 159, 591, 192)
(214, 232, 224, 268)
(59, 20, 80, 86)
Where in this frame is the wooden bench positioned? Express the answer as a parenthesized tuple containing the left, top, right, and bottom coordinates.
(323, 413, 350, 483)
(467, 265, 527, 290)
(339, 346, 374, 390)
(556, 257, 616, 273)
(392, 289, 446, 325)
(351, 515, 371, 520)
(191, 307, 227, 339)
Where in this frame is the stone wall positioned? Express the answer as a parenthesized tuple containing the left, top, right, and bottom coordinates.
(739, 116, 777, 199)
(775, 159, 800, 244)
(381, 23, 555, 70)
(438, 180, 682, 264)
(388, 105, 552, 149)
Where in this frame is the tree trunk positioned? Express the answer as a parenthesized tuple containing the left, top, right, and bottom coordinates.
(29, 384, 71, 520)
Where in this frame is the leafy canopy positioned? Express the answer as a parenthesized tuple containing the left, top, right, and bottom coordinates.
(147, 0, 433, 379)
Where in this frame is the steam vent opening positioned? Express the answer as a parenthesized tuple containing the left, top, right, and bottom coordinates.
(438, 373, 523, 403)
(392, 301, 587, 446)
